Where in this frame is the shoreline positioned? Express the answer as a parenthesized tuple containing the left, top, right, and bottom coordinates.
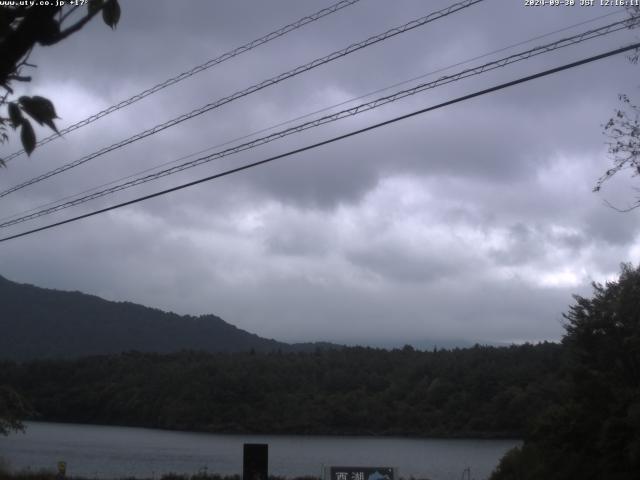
(0, 472, 433, 480)
(18, 420, 523, 442)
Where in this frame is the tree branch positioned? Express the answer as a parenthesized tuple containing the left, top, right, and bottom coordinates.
(0, 7, 60, 85)
(59, 4, 80, 24)
(52, 5, 104, 43)
(7, 74, 31, 82)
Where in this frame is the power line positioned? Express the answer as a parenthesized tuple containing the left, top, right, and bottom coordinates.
(0, 9, 625, 227)
(0, 0, 484, 199)
(1, 15, 633, 227)
(1, 15, 635, 230)
(1, 0, 363, 163)
(1, 41, 637, 244)
(0, 6, 629, 229)
(6, 6, 627, 225)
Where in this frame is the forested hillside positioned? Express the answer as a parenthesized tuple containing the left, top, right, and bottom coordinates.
(0, 275, 332, 360)
(0, 343, 563, 438)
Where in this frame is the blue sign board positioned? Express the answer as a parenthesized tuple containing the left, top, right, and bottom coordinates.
(329, 467, 394, 480)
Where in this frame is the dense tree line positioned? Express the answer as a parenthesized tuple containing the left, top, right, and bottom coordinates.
(0, 343, 563, 438)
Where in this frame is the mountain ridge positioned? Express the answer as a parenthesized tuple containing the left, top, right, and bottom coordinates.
(0, 274, 337, 360)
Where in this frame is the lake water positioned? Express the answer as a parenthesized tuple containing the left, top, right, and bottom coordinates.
(0, 422, 519, 480)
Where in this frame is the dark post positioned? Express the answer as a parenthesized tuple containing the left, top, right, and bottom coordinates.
(243, 443, 268, 480)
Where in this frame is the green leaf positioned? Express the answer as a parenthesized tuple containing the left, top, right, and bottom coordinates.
(35, 16, 60, 46)
(18, 96, 59, 134)
(88, 0, 104, 15)
(8, 102, 23, 129)
(102, 0, 120, 29)
(20, 119, 36, 156)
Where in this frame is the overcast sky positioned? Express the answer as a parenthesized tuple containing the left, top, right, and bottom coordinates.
(1, 0, 639, 347)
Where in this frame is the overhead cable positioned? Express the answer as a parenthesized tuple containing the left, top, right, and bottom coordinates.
(0, 8, 626, 226)
(1, 0, 363, 163)
(0, 15, 635, 229)
(1, 41, 638, 244)
(1, 6, 624, 226)
(0, 0, 484, 198)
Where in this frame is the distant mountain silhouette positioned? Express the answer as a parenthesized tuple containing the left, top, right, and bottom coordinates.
(0, 275, 336, 360)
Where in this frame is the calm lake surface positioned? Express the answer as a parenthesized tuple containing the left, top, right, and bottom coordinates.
(0, 422, 519, 480)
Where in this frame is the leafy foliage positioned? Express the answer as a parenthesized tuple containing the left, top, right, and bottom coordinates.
(596, 94, 640, 209)
(19, 96, 59, 133)
(490, 264, 640, 480)
(102, 0, 121, 30)
(0, 1, 120, 162)
(0, 385, 33, 436)
(595, 7, 640, 208)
